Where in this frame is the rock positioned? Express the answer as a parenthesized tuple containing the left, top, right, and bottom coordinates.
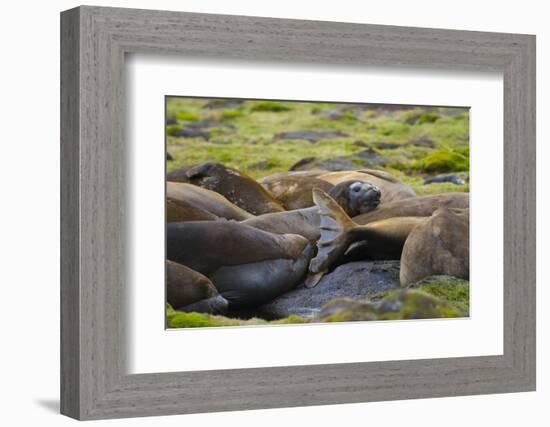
(289, 156, 359, 172)
(313, 289, 463, 322)
(409, 138, 435, 148)
(187, 120, 235, 130)
(203, 99, 243, 110)
(351, 148, 389, 166)
(170, 128, 210, 140)
(166, 117, 178, 125)
(254, 261, 401, 318)
(249, 160, 271, 170)
(368, 139, 435, 150)
(371, 141, 401, 150)
(273, 131, 349, 143)
(353, 140, 369, 148)
(166, 152, 174, 161)
(166, 167, 190, 182)
(423, 174, 465, 185)
(289, 148, 388, 172)
(316, 107, 355, 120)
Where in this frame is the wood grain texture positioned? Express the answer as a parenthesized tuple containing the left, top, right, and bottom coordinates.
(60, 6, 536, 420)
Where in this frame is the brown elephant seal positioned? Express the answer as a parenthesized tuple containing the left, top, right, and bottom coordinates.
(260, 170, 328, 185)
(317, 169, 416, 204)
(305, 189, 427, 287)
(353, 192, 469, 224)
(166, 260, 229, 313)
(262, 175, 334, 210)
(167, 220, 313, 309)
(399, 208, 469, 285)
(166, 197, 219, 222)
(167, 182, 252, 221)
(182, 162, 285, 215)
(242, 180, 382, 243)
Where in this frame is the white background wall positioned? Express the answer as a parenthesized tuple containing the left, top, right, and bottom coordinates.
(0, 0, 546, 425)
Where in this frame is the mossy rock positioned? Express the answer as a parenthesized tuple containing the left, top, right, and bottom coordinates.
(412, 147, 469, 173)
(166, 124, 184, 136)
(315, 289, 463, 323)
(222, 109, 244, 119)
(417, 112, 440, 125)
(409, 275, 470, 316)
(250, 101, 292, 112)
(175, 111, 200, 122)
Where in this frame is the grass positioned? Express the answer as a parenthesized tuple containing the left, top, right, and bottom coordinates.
(166, 99, 470, 181)
(166, 304, 308, 328)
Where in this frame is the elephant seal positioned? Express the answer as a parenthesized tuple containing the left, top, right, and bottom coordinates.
(167, 220, 313, 309)
(262, 175, 334, 210)
(305, 189, 426, 287)
(399, 208, 469, 285)
(167, 182, 252, 221)
(260, 170, 327, 185)
(182, 162, 285, 215)
(242, 180, 382, 243)
(317, 169, 416, 204)
(166, 197, 219, 222)
(166, 260, 229, 313)
(353, 192, 469, 224)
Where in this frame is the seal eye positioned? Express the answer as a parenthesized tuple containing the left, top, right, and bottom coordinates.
(353, 186, 361, 192)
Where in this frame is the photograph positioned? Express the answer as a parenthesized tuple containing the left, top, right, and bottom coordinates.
(165, 97, 470, 328)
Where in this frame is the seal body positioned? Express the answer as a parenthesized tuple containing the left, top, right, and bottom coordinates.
(167, 182, 252, 220)
(166, 260, 228, 313)
(242, 181, 382, 243)
(166, 197, 219, 222)
(353, 192, 469, 224)
(262, 175, 334, 210)
(167, 220, 313, 309)
(183, 162, 285, 215)
(399, 208, 469, 285)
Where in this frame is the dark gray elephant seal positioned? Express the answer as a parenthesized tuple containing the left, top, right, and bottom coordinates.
(167, 220, 313, 309)
(400, 208, 469, 285)
(182, 162, 285, 215)
(242, 180, 382, 243)
(353, 192, 469, 224)
(318, 169, 416, 204)
(166, 260, 228, 313)
(167, 182, 252, 221)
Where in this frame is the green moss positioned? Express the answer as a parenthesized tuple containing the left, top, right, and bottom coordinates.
(315, 289, 464, 323)
(412, 147, 469, 173)
(166, 98, 470, 180)
(169, 312, 219, 328)
(376, 290, 461, 320)
(410, 275, 470, 316)
(166, 124, 184, 136)
(311, 106, 322, 114)
(175, 111, 200, 122)
(166, 306, 309, 329)
(250, 101, 292, 112)
(222, 109, 244, 119)
(417, 112, 440, 125)
(271, 315, 309, 325)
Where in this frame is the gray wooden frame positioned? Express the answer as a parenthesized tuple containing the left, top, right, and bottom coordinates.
(60, 5, 536, 420)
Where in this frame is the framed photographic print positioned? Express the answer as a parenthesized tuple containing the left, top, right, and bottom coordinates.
(61, 6, 536, 420)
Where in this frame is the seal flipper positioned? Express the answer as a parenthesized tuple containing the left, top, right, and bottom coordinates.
(308, 189, 359, 285)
